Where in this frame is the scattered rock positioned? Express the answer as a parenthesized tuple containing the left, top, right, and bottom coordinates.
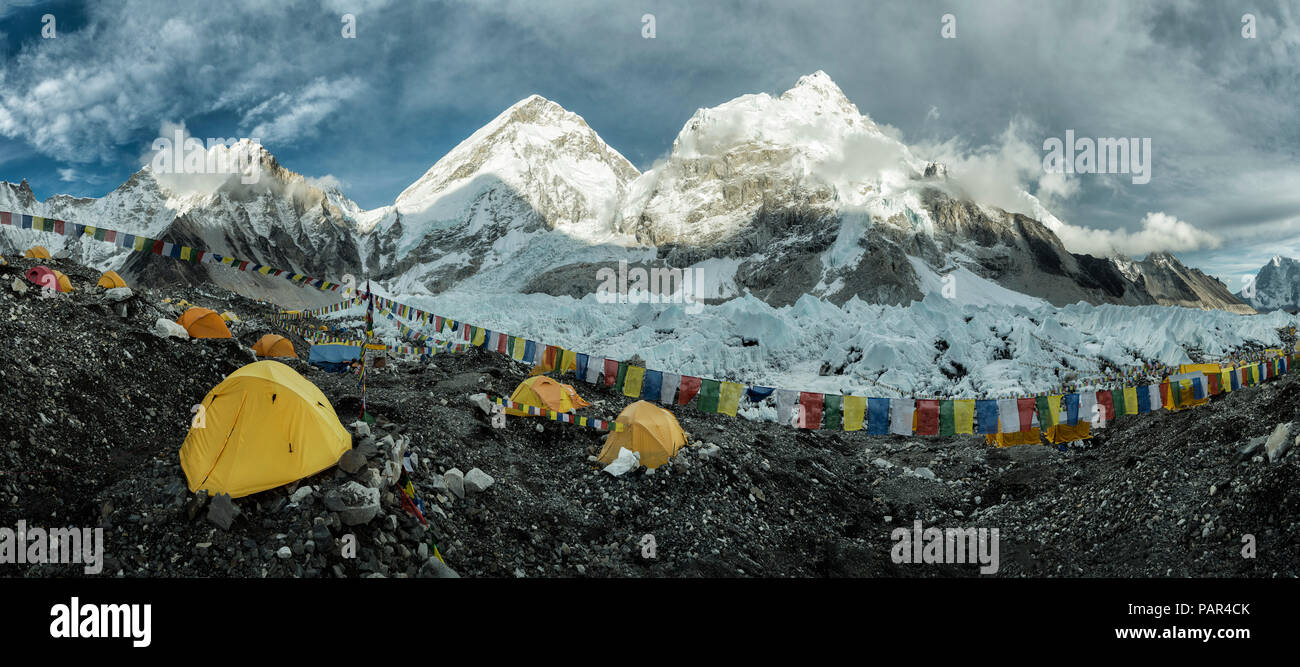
(153, 318, 189, 339)
(323, 482, 381, 526)
(104, 287, 133, 302)
(464, 468, 494, 494)
(443, 468, 466, 499)
(337, 449, 367, 474)
(418, 556, 460, 578)
(206, 493, 240, 530)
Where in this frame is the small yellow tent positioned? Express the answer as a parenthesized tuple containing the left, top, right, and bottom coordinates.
(177, 307, 232, 339)
(51, 270, 74, 292)
(985, 428, 1043, 447)
(220, 310, 241, 323)
(1045, 422, 1091, 444)
(252, 334, 296, 358)
(179, 360, 350, 498)
(96, 270, 127, 289)
(506, 375, 590, 417)
(24, 246, 51, 259)
(597, 400, 688, 469)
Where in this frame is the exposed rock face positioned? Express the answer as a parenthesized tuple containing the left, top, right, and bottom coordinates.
(1127, 251, 1255, 314)
(1239, 255, 1300, 313)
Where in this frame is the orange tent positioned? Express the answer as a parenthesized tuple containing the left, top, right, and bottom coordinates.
(505, 375, 590, 417)
(177, 307, 232, 339)
(96, 270, 127, 289)
(597, 401, 688, 469)
(51, 270, 74, 292)
(24, 246, 51, 259)
(252, 334, 296, 358)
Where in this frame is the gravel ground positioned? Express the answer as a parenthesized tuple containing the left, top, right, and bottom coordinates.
(1, 255, 1296, 578)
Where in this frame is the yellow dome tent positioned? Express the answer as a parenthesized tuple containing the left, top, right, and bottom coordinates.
(24, 246, 51, 259)
(51, 270, 74, 292)
(597, 401, 688, 469)
(252, 334, 296, 358)
(177, 307, 232, 339)
(985, 429, 1042, 447)
(96, 270, 127, 289)
(1045, 422, 1091, 444)
(506, 375, 590, 417)
(179, 361, 350, 498)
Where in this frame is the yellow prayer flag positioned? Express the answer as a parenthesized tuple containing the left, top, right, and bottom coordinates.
(1123, 386, 1139, 414)
(718, 381, 744, 417)
(843, 395, 866, 431)
(623, 366, 646, 398)
(954, 399, 975, 434)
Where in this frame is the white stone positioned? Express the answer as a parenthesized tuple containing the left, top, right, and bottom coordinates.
(465, 468, 494, 493)
(153, 318, 189, 339)
(443, 468, 465, 499)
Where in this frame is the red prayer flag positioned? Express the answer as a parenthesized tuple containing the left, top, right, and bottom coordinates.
(1096, 390, 1114, 421)
(798, 392, 824, 430)
(915, 399, 939, 435)
(678, 376, 702, 405)
(1016, 398, 1036, 431)
(603, 359, 619, 387)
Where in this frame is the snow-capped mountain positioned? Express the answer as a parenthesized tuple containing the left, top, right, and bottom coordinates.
(1, 142, 362, 308)
(359, 95, 643, 294)
(1, 71, 1251, 318)
(1239, 255, 1300, 312)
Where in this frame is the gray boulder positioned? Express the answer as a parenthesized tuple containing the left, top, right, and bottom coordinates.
(324, 481, 381, 526)
(418, 556, 460, 578)
(464, 468, 494, 494)
(443, 468, 465, 499)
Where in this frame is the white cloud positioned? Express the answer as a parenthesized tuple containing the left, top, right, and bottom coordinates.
(1053, 211, 1221, 258)
(241, 77, 365, 143)
(306, 174, 346, 191)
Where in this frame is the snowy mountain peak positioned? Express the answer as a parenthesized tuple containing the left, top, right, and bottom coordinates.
(787, 69, 852, 103)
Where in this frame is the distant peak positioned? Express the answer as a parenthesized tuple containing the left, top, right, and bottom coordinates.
(787, 70, 849, 101)
(506, 94, 565, 116)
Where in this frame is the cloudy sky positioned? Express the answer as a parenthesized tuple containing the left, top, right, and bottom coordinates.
(1, 0, 1297, 283)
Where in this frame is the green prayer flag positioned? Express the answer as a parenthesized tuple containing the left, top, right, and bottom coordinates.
(822, 394, 842, 430)
(938, 400, 955, 436)
(696, 379, 721, 413)
(615, 361, 628, 391)
(1111, 388, 1126, 418)
(1035, 396, 1052, 430)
